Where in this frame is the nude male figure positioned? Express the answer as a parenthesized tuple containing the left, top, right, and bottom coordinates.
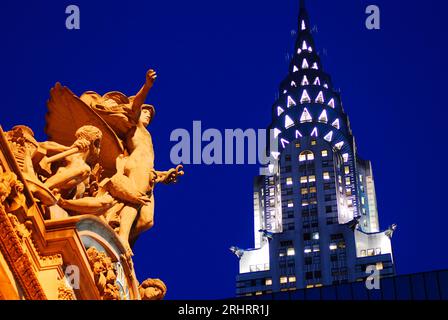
(114, 70, 183, 252)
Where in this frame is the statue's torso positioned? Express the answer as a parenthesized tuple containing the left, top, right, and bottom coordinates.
(124, 125, 155, 192)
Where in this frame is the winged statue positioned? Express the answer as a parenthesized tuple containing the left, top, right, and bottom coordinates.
(45, 69, 184, 254)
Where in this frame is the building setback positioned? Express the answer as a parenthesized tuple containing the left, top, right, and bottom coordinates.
(233, 0, 396, 297)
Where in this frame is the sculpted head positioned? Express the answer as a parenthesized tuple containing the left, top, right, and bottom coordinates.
(139, 278, 167, 300)
(139, 105, 155, 127)
(75, 125, 102, 160)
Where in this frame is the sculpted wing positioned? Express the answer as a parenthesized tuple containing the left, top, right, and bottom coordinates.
(45, 83, 125, 177)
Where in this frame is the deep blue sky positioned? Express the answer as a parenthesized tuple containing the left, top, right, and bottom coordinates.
(1, 0, 447, 299)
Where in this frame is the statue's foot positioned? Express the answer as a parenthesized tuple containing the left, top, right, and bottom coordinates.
(125, 246, 134, 259)
(118, 235, 134, 258)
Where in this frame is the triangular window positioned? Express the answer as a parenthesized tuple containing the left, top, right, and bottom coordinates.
(318, 110, 328, 123)
(277, 106, 284, 116)
(301, 75, 309, 86)
(302, 41, 308, 50)
(300, 90, 311, 103)
(324, 131, 333, 142)
(287, 96, 296, 108)
(273, 128, 282, 138)
(300, 108, 312, 122)
(285, 115, 294, 129)
(302, 59, 309, 69)
(315, 91, 325, 104)
(280, 138, 290, 149)
(331, 118, 340, 129)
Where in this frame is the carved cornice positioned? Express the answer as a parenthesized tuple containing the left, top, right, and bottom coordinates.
(0, 204, 47, 299)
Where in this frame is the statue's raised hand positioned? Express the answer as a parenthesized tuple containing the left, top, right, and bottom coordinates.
(146, 69, 157, 88)
(155, 165, 184, 185)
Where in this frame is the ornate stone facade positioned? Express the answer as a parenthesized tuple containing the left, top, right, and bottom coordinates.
(0, 69, 181, 300)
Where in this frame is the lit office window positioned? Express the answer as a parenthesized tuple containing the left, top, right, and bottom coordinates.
(312, 245, 320, 252)
(280, 277, 288, 284)
(361, 197, 365, 205)
(312, 232, 319, 240)
(309, 175, 316, 183)
(309, 187, 317, 193)
(304, 247, 312, 254)
(287, 201, 294, 208)
(288, 276, 297, 283)
(321, 150, 328, 157)
(286, 177, 293, 185)
(265, 279, 273, 286)
(299, 150, 314, 161)
(287, 248, 295, 256)
(300, 176, 308, 184)
(360, 250, 366, 257)
(302, 200, 309, 207)
(323, 172, 330, 180)
(367, 249, 374, 256)
(255, 291, 263, 296)
(376, 262, 383, 271)
(311, 140, 317, 145)
(301, 188, 308, 195)
(345, 177, 351, 185)
(329, 243, 337, 250)
(344, 166, 350, 174)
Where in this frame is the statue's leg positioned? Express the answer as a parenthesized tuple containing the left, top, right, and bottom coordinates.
(118, 205, 139, 253)
(129, 196, 155, 247)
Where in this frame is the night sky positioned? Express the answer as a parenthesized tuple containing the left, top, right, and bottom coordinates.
(1, 0, 447, 299)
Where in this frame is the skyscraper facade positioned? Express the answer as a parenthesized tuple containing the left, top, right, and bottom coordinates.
(233, 1, 396, 297)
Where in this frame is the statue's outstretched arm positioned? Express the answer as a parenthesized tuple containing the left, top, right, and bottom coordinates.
(131, 69, 157, 116)
(39, 137, 90, 156)
(39, 141, 71, 155)
(153, 165, 184, 185)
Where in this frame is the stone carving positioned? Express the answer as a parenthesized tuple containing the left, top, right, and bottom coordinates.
(86, 247, 120, 300)
(138, 278, 167, 300)
(57, 278, 76, 300)
(8, 213, 31, 240)
(0, 166, 26, 211)
(45, 69, 184, 254)
(1, 68, 179, 299)
(0, 183, 47, 299)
